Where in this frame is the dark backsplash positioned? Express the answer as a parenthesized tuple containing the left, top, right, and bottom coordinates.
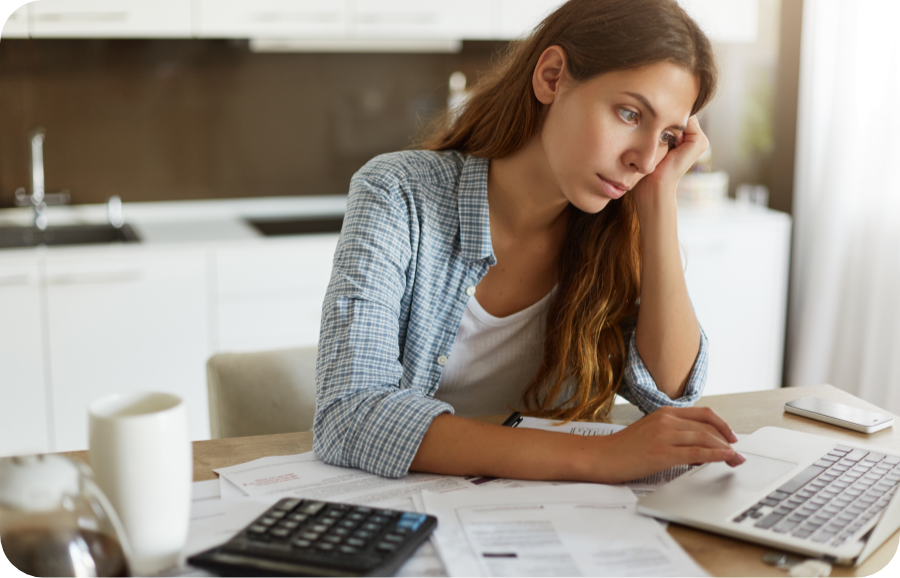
(0, 39, 504, 207)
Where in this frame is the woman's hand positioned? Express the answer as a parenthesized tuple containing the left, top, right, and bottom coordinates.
(582, 406, 745, 484)
(631, 115, 709, 218)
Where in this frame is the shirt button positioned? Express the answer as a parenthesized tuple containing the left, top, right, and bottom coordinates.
(465, 285, 476, 296)
(436, 355, 448, 366)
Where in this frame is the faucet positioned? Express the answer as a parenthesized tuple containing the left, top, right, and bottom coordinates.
(14, 128, 70, 230)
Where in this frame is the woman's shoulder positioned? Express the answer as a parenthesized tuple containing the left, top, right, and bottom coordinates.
(354, 150, 467, 192)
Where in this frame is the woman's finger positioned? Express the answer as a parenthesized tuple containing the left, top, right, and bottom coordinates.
(668, 417, 731, 446)
(667, 407, 738, 443)
(669, 430, 732, 451)
(670, 446, 738, 468)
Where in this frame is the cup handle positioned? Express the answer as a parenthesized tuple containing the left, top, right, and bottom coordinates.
(75, 461, 135, 565)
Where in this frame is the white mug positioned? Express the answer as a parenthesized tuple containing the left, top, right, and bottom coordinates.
(89, 392, 192, 576)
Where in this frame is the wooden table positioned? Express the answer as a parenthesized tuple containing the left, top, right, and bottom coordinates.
(65, 384, 899, 576)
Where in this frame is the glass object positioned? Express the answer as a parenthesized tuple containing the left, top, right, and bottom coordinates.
(0, 455, 131, 577)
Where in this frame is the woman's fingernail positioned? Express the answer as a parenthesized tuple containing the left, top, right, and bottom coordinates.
(730, 430, 739, 443)
(737, 453, 747, 464)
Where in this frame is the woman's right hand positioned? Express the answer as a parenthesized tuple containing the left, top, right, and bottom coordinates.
(582, 406, 746, 484)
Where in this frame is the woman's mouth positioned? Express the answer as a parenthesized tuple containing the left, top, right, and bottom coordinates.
(597, 174, 629, 199)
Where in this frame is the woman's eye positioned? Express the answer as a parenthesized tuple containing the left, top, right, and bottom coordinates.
(618, 108, 638, 124)
(660, 133, 676, 146)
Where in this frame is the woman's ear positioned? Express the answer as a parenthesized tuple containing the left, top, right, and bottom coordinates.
(533, 46, 567, 105)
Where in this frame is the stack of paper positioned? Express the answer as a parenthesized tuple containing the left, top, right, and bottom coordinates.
(180, 417, 711, 577)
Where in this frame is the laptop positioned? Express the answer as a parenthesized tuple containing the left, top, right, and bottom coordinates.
(637, 426, 900, 566)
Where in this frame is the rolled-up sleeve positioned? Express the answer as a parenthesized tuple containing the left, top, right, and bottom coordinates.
(313, 165, 453, 478)
(616, 316, 709, 414)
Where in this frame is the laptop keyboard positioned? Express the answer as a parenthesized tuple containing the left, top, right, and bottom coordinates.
(732, 445, 900, 548)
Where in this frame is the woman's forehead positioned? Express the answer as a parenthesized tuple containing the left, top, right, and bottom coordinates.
(581, 62, 699, 120)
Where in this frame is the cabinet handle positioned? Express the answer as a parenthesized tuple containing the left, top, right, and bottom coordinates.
(0, 275, 29, 287)
(36, 12, 130, 24)
(48, 270, 142, 285)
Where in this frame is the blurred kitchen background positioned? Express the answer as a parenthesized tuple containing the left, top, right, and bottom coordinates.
(0, 0, 788, 207)
(3, 0, 898, 457)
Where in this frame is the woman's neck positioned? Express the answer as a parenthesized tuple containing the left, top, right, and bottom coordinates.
(487, 135, 570, 239)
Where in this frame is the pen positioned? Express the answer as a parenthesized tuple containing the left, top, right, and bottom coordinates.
(501, 411, 523, 428)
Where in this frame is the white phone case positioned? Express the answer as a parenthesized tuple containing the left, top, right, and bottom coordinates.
(784, 401, 894, 434)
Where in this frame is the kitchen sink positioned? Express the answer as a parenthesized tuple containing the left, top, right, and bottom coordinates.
(245, 215, 344, 237)
(0, 224, 140, 249)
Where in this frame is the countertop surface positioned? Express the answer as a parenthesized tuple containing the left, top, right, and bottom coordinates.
(0, 196, 786, 256)
(0, 195, 347, 254)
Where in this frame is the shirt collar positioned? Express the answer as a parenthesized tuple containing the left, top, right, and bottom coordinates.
(457, 155, 496, 265)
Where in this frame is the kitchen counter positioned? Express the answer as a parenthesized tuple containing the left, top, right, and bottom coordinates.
(0, 195, 347, 252)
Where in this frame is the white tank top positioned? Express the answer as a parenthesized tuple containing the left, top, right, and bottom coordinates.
(433, 286, 557, 417)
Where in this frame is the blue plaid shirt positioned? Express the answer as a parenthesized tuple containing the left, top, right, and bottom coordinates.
(313, 150, 709, 478)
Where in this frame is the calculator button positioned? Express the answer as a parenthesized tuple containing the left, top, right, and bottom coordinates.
(353, 530, 373, 540)
(323, 535, 343, 544)
(259, 517, 277, 526)
(320, 517, 338, 526)
(331, 527, 350, 536)
(316, 543, 335, 551)
(292, 539, 312, 549)
(339, 520, 357, 528)
(248, 525, 268, 534)
(280, 521, 299, 530)
(339, 545, 358, 554)
(288, 513, 308, 523)
(300, 531, 320, 541)
(311, 524, 328, 533)
(363, 522, 381, 531)
(346, 538, 366, 547)
(269, 510, 286, 519)
(299, 501, 326, 515)
(325, 509, 344, 519)
(277, 499, 302, 511)
(384, 534, 404, 543)
(269, 528, 291, 538)
(392, 527, 410, 535)
(377, 542, 398, 553)
(370, 515, 387, 524)
(348, 513, 367, 521)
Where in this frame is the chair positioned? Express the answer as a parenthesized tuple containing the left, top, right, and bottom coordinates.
(206, 346, 318, 439)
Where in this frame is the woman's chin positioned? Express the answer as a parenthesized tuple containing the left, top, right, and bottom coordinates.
(569, 192, 613, 215)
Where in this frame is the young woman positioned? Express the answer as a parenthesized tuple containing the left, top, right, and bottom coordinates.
(313, 0, 746, 483)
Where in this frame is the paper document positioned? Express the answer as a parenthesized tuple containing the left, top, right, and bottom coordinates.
(423, 483, 706, 577)
(214, 452, 479, 512)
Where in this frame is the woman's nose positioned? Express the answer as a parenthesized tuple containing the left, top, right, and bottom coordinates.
(623, 138, 658, 175)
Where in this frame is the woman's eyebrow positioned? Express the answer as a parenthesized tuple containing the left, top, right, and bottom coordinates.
(623, 91, 686, 131)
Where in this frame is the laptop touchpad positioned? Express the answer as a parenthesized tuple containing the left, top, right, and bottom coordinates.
(688, 452, 798, 493)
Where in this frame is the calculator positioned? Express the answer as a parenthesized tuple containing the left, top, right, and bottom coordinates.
(187, 497, 437, 577)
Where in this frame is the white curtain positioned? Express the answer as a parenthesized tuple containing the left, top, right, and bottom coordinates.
(787, 0, 900, 412)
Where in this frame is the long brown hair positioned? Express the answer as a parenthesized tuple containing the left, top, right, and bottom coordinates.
(419, 0, 717, 422)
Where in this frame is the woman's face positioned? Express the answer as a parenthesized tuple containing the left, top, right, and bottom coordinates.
(537, 58, 700, 214)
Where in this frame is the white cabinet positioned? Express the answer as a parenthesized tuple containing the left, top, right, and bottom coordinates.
(0, 257, 50, 457)
(679, 203, 791, 396)
(215, 235, 338, 352)
(353, 1, 491, 40)
(496, 0, 564, 39)
(2, 3, 30, 38)
(196, 0, 346, 39)
(44, 249, 209, 452)
(30, 0, 192, 38)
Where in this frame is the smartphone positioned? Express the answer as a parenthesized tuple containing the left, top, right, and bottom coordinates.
(784, 396, 894, 434)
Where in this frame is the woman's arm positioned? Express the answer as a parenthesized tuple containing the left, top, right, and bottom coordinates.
(411, 406, 744, 483)
(632, 115, 707, 400)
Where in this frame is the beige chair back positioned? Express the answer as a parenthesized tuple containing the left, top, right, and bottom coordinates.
(206, 347, 317, 439)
